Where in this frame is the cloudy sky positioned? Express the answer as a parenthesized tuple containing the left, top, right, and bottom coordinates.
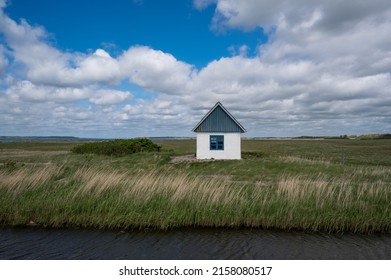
(1, 0, 390, 138)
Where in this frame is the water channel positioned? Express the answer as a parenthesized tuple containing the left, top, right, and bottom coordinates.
(1, 227, 391, 259)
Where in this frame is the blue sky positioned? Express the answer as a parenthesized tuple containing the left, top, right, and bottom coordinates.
(4, 0, 265, 68)
(1, 0, 391, 138)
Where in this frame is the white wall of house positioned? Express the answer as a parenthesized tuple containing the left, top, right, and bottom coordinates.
(196, 132, 242, 160)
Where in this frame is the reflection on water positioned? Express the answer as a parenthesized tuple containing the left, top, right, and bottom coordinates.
(1, 227, 391, 259)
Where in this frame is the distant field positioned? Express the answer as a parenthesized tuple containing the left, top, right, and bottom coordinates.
(0, 139, 390, 233)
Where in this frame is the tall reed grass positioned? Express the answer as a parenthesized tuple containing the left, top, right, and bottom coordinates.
(1, 163, 390, 233)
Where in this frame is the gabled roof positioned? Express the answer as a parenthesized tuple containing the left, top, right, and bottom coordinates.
(192, 102, 246, 133)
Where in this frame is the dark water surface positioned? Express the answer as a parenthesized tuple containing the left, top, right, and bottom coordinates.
(1, 227, 391, 259)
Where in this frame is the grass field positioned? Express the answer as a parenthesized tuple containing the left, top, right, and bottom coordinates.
(0, 138, 390, 233)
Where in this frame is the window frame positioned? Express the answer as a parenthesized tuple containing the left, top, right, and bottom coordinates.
(210, 135, 224, 150)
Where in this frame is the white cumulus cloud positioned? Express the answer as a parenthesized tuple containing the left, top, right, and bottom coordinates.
(118, 46, 196, 95)
(1, 0, 391, 137)
(89, 89, 132, 105)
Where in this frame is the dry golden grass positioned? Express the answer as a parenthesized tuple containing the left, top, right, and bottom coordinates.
(1, 157, 390, 232)
(69, 167, 240, 207)
(0, 164, 63, 193)
(276, 173, 391, 211)
(2, 164, 389, 208)
(279, 156, 332, 166)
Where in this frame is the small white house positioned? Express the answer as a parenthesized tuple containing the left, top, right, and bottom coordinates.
(192, 102, 246, 160)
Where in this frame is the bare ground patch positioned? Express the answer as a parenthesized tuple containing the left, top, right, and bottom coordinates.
(170, 154, 197, 163)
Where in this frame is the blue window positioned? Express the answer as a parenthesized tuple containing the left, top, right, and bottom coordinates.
(210, 135, 224, 150)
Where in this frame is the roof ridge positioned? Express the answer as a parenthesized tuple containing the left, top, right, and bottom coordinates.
(192, 102, 246, 133)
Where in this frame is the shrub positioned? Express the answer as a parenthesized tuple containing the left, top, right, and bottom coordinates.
(71, 138, 161, 156)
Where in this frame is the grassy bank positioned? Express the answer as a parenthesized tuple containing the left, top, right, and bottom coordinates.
(0, 139, 391, 233)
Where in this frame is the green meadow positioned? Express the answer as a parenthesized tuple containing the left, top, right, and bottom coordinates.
(0, 138, 391, 233)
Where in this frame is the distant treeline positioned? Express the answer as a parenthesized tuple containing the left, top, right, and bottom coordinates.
(71, 138, 160, 156)
(294, 134, 391, 140)
(354, 134, 391, 140)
